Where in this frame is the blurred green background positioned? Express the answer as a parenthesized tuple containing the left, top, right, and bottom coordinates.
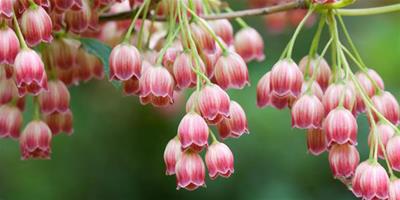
(0, 0, 399, 199)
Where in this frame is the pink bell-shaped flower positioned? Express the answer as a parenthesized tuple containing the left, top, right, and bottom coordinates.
(328, 143, 359, 178)
(178, 112, 209, 152)
(109, 43, 142, 81)
(20, 5, 53, 46)
(270, 59, 303, 98)
(323, 107, 358, 147)
(163, 137, 182, 175)
(234, 27, 265, 62)
(175, 151, 206, 191)
(19, 120, 52, 160)
(14, 49, 48, 96)
(205, 142, 234, 179)
(291, 94, 325, 129)
(217, 101, 249, 139)
(214, 52, 249, 90)
(0, 26, 20, 64)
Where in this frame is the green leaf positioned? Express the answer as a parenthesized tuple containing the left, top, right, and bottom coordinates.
(79, 37, 121, 89)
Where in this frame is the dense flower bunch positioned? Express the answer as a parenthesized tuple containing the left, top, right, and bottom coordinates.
(0, 0, 399, 196)
(257, 1, 400, 199)
(0, 0, 261, 190)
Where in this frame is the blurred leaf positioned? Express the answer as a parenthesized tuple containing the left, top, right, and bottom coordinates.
(79, 38, 121, 89)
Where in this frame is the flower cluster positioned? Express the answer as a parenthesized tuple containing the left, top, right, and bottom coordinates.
(257, 6, 400, 199)
(0, 0, 259, 190)
(0, 0, 399, 196)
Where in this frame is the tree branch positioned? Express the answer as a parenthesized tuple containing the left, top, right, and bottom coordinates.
(99, 1, 400, 22)
(99, 0, 306, 22)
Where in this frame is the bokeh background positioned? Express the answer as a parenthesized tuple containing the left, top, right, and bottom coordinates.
(0, 0, 399, 199)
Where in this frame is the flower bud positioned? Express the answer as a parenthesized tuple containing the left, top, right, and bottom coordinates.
(43, 110, 73, 135)
(65, 0, 90, 33)
(205, 142, 234, 179)
(173, 52, 205, 89)
(197, 84, 230, 124)
(38, 80, 70, 114)
(139, 65, 174, 107)
(0, 78, 18, 105)
(214, 52, 249, 90)
(162, 47, 180, 73)
(355, 69, 385, 113)
(390, 179, 400, 200)
(234, 27, 265, 62)
(302, 80, 324, 100)
(372, 91, 400, 125)
(368, 122, 394, 159)
(14, 49, 48, 96)
(48, 38, 77, 70)
(178, 112, 209, 152)
(200, 43, 222, 78)
(109, 43, 142, 81)
(20, 6, 53, 47)
(175, 151, 205, 191)
(270, 59, 303, 98)
(50, 11, 64, 32)
(306, 129, 327, 156)
(0, 0, 13, 18)
(190, 23, 216, 54)
(328, 143, 359, 178)
(291, 94, 325, 129)
(298, 55, 331, 91)
(352, 161, 390, 200)
(76, 48, 104, 82)
(19, 120, 52, 160)
(386, 135, 400, 171)
(256, 72, 271, 108)
(324, 108, 357, 147)
(217, 101, 249, 139)
(0, 26, 20, 64)
(322, 82, 356, 113)
(209, 19, 234, 46)
(163, 137, 182, 175)
(0, 105, 23, 138)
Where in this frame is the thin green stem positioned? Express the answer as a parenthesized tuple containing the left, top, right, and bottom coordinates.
(225, 7, 248, 28)
(306, 38, 332, 92)
(304, 14, 326, 79)
(137, 0, 151, 50)
(309, 15, 326, 57)
(12, 11, 28, 49)
(123, 0, 148, 43)
(366, 103, 394, 176)
(336, 3, 400, 16)
(340, 44, 382, 94)
(209, 129, 219, 143)
(286, 7, 314, 59)
(327, 11, 342, 82)
(155, 26, 181, 65)
(180, 0, 211, 85)
(341, 49, 400, 134)
(183, 3, 229, 53)
(33, 96, 41, 120)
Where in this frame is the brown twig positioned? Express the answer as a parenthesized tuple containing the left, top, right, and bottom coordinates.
(99, 0, 400, 22)
(99, 0, 307, 22)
